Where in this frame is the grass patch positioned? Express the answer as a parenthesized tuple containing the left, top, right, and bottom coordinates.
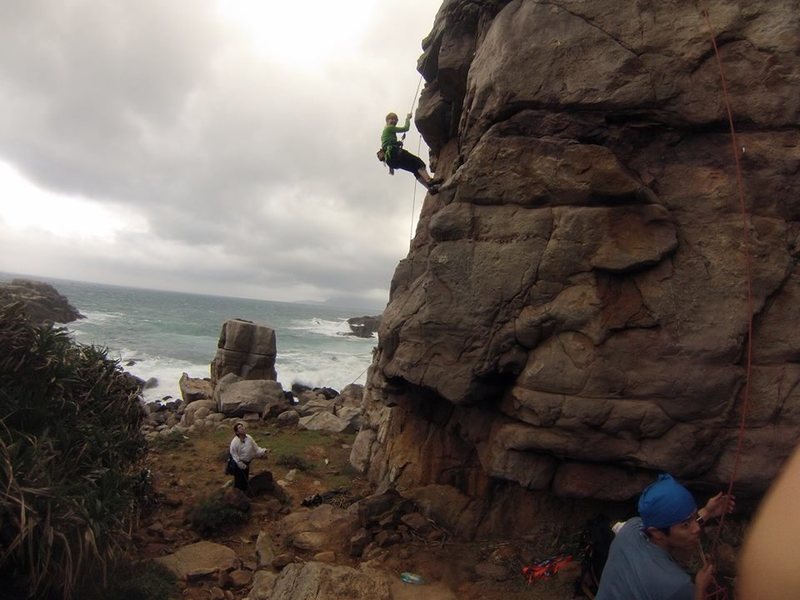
(82, 559, 177, 600)
(275, 453, 313, 471)
(268, 428, 345, 457)
(187, 491, 249, 536)
(322, 463, 362, 490)
(148, 429, 190, 450)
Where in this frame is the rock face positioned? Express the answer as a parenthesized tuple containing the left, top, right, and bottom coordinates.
(0, 279, 84, 323)
(346, 315, 381, 338)
(353, 0, 800, 537)
(211, 319, 277, 384)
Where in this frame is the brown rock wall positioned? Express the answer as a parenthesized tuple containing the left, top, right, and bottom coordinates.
(353, 0, 800, 537)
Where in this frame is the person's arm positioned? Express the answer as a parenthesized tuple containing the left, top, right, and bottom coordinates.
(693, 563, 714, 600)
(229, 437, 246, 469)
(388, 114, 411, 135)
(697, 491, 735, 523)
(738, 443, 800, 598)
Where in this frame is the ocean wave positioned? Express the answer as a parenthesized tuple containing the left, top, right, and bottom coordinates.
(75, 310, 125, 324)
(286, 317, 361, 338)
(116, 348, 373, 402)
(112, 350, 208, 403)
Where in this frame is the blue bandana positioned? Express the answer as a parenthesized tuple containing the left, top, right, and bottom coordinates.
(638, 474, 697, 529)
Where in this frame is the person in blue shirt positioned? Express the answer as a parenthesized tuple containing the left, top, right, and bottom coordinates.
(380, 112, 439, 193)
(597, 474, 735, 600)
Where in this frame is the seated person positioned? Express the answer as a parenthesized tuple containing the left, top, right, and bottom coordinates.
(597, 473, 734, 600)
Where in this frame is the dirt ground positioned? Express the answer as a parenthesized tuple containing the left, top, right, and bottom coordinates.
(135, 421, 597, 599)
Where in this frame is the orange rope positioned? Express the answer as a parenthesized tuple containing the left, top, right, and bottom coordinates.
(699, 6, 756, 599)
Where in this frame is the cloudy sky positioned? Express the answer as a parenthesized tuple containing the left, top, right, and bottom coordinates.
(0, 0, 443, 309)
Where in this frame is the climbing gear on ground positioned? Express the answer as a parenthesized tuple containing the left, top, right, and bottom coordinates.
(522, 554, 573, 584)
(399, 572, 425, 585)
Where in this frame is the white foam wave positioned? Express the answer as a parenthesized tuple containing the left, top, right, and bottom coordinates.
(286, 318, 358, 339)
(113, 347, 373, 403)
(276, 350, 372, 392)
(75, 310, 124, 325)
(111, 349, 209, 403)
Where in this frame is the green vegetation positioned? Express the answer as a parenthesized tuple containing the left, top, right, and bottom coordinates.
(187, 491, 249, 536)
(275, 453, 313, 471)
(82, 559, 177, 600)
(0, 304, 148, 599)
(147, 428, 190, 450)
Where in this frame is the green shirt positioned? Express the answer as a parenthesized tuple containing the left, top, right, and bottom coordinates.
(381, 116, 410, 160)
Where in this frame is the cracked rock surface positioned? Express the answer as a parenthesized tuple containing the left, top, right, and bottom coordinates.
(352, 0, 800, 538)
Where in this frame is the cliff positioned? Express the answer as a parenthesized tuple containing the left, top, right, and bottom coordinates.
(0, 279, 84, 324)
(353, 0, 800, 537)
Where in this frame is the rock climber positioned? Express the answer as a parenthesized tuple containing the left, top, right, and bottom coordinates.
(380, 112, 439, 193)
(596, 473, 735, 600)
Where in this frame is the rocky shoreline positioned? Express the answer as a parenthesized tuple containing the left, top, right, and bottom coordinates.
(0, 278, 84, 324)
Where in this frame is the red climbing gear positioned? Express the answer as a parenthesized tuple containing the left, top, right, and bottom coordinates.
(521, 554, 573, 584)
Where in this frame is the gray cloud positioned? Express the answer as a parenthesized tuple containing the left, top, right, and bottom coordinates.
(0, 0, 441, 308)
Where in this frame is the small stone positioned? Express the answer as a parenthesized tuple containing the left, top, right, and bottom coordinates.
(313, 551, 336, 562)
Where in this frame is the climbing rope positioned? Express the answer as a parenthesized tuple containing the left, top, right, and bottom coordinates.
(407, 74, 425, 243)
(409, 131, 424, 243)
(349, 364, 370, 386)
(699, 6, 755, 599)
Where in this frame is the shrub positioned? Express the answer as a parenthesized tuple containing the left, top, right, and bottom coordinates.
(275, 453, 312, 471)
(81, 559, 177, 600)
(0, 304, 147, 599)
(187, 491, 249, 536)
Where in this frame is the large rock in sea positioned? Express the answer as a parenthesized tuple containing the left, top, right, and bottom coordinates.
(353, 0, 800, 537)
(211, 318, 277, 384)
(347, 315, 381, 338)
(0, 279, 84, 323)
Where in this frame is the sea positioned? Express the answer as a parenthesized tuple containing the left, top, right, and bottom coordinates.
(8, 277, 380, 403)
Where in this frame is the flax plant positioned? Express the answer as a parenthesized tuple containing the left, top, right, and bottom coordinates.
(0, 303, 147, 599)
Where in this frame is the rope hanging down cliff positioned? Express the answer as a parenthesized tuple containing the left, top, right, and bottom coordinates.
(698, 6, 756, 600)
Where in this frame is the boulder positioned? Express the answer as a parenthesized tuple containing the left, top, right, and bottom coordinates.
(248, 570, 278, 600)
(280, 504, 359, 554)
(180, 399, 217, 427)
(214, 374, 289, 417)
(298, 411, 351, 434)
(256, 530, 276, 568)
(333, 406, 362, 432)
(335, 384, 364, 409)
(346, 315, 381, 338)
(296, 396, 334, 417)
(154, 541, 237, 579)
(276, 409, 300, 427)
(211, 319, 277, 384)
(267, 562, 392, 600)
(179, 373, 214, 403)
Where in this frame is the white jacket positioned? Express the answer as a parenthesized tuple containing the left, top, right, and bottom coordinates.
(229, 434, 266, 469)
